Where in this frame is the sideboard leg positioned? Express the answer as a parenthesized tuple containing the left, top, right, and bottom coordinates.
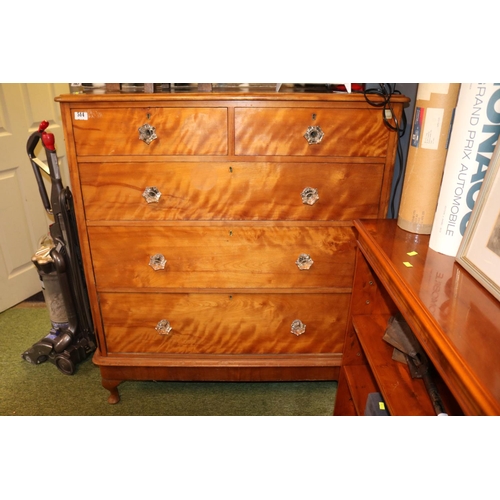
(102, 378, 122, 404)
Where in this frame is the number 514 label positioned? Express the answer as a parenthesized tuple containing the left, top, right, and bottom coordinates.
(74, 111, 88, 120)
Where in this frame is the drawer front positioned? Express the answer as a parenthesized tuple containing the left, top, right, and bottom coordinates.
(88, 225, 356, 289)
(72, 107, 228, 156)
(79, 161, 384, 222)
(235, 107, 389, 157)
(100, 292, 349, 354)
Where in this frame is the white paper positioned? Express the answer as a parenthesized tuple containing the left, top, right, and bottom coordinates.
(421, 108, 444, 150)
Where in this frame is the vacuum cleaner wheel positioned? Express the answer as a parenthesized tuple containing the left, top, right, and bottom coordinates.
(54, 355, 75, 375)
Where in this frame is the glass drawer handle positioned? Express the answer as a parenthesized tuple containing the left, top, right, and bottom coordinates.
(149, 253, 167, 271)
(304, 125, 324, 145)
(138, 123, 157, 145)
(301, 187, 319, 206)
(143, 186, 161, 203)
(291, 319, 306, 337)
(296, 253, 313, 270)
(156, 319, 172, 335)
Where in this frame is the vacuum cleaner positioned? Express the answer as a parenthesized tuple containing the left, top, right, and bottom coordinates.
(21, 120, 96, 375)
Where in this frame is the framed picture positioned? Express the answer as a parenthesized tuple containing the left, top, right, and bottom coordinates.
(456, 141, 500, 302)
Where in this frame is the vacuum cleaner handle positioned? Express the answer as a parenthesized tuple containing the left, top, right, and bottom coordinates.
(40, 123, 66, 226)
(27, 120, 67, 243)
(26, 121, 52, 214)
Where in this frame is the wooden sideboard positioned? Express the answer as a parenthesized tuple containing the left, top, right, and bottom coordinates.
(55, 88, 408, 403)
(334, 219, 500, 416)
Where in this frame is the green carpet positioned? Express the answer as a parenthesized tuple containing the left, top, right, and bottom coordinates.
(0, 307, 337, 416)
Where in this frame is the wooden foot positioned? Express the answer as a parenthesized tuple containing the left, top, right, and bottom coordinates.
(102, 378, 122, 404)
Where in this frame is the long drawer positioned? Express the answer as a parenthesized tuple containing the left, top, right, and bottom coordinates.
(79, 161, 384, 222)
(71, 107, 228, 156)
(100, 292, 350, 354)
(88, 225, 356, 289)
(235, 107, 389, 157)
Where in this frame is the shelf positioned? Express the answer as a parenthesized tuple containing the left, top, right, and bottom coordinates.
(335, 219, 499, 415)
(344, 364, 379, 415)
(352, 314, 437, 416)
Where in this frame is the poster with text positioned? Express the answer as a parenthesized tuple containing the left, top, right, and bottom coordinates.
(429, 83, 500, 256)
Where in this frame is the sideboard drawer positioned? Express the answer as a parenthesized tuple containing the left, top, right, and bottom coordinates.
(100, 292, 350, 355)
(72, 107, 228, 156)
(79, 161, 385, 222)
(235, 107, 389, 157)
(88, 225, 356, 290)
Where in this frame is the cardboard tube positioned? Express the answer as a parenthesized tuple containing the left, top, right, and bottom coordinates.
(397, 83, 461, 234)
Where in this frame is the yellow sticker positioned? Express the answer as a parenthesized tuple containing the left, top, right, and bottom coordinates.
(379, 402, 385, 410)
(407, 251, 418, 256)
(403, 262, 413, 267)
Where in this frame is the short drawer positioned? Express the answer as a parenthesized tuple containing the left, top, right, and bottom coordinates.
(99, 291, 350, 355)
(88, 225, 356, 290)
(235, 107, 389, 157)
(71, 107, 228, 156)
(79, 161, 384, 221)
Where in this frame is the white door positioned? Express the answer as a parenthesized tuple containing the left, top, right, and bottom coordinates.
(0, 83, 70, 312)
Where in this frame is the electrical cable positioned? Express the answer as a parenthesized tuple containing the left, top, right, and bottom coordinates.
(364, 83, 408, 217)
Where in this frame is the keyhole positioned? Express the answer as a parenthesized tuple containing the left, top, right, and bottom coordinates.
(312, 113, 317, 120)
(146, 113, 151, 119)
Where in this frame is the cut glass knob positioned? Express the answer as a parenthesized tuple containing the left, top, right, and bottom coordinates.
(301, 187, 319, 206)
(304, 125, 324, 145)
(296, 253, 313, 270)
(138, 123, 157, 145)
(156, 319, 172, 335)
(291, 319, 306, 337)
(149, 253, 167, 271)
(143, 186, 161, 203)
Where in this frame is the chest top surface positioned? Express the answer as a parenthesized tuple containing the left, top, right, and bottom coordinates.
(355, 219, 500, 414)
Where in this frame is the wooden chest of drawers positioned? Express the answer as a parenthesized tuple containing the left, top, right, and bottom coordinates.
(56, 89, 408, 403)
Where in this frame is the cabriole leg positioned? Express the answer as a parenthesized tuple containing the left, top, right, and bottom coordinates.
(102, 378, 122, 404)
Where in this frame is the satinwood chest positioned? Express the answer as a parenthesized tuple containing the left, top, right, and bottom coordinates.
(56, 87, 408, 403)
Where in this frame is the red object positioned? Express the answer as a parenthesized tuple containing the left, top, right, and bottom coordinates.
(42, 132, 55, 151)
(330, 83, 365, 93)
(38, 120, 49, 132)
